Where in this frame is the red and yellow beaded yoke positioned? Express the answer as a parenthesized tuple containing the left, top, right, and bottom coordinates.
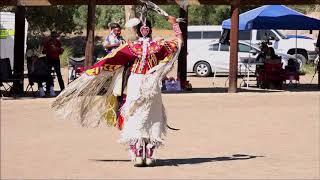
(86, 39, 179, 76)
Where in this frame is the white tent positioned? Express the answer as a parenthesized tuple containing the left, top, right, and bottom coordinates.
(0, 12, 28, 69)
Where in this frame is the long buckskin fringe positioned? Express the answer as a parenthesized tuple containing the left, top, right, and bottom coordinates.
(51, 39, 181, 131)
(51, 68, 123, 127)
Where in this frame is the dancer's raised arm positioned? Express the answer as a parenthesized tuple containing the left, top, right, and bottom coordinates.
(167, 16, 183, 42)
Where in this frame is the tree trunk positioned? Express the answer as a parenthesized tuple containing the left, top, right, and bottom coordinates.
(85, 0, 95, 68)
(125, 5, 136, 24)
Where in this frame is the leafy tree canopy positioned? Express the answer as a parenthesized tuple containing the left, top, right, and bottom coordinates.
(1, 4, 317, 35)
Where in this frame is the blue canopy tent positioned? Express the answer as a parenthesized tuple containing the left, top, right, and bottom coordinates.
(221, 5, 320, 88)
(222, 5, 320, 30)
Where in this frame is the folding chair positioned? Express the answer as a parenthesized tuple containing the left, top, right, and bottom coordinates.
(25, 56, 53, 96)
(258, 62, 284, 89)
(283, 59, 300, 86)
(68, 56, 85, 84)
(0, 58, 21, 97)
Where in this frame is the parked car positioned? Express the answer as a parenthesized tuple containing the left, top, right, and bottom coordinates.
(187, 26, 317, 65)
(187, 40, 301, 77)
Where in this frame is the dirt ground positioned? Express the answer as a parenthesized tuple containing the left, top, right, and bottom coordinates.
(1, 69, 320, 179)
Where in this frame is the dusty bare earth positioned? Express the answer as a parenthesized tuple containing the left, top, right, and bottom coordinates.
(1, 70, 320, 179)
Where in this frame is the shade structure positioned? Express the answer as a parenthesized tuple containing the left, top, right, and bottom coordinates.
(222, 5, 320, 30)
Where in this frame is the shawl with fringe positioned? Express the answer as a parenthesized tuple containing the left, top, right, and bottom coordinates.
(51, 39, 182, 127)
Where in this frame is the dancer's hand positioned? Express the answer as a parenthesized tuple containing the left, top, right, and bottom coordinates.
(167, 16, 177, 24)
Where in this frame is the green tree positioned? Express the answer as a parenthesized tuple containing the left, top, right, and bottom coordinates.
(188, 5, 230, 25)
(96, 5, 125, 29)
(0, 6, 15, 12)
(148, 5, 180, 29)
(73, 5, 125, 30)
(289, 5, 316, 14)
(188, 5, 213, 25)
(188, 5, 261, 26)
(26, 6, 80, 35)
(72, 5, 87, 31)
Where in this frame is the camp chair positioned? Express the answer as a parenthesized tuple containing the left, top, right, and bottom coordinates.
(283, 59, 300, 86)
(25, 56, 53, 95)
(0, 58, 22, 96)
(258, 62, 284, 89)
(68, 56, 85, 84)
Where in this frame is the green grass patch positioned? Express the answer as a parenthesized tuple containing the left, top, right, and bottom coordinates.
(300, 63, 317, 75)
(60, 46, 73, 67)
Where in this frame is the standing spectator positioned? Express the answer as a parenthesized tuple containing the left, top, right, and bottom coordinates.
(315, 31, 320, 88)
(103, 23, 125, 55)
(256, 42, 269, 62)
(42, 31, 65, 92)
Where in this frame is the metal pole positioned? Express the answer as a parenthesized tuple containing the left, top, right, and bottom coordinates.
(247, 30, 252, 88)
(295, 30, 298, 60)
(228, 0, 239, 93)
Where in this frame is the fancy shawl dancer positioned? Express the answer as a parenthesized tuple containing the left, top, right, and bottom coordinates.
(52, 1, 184, 167)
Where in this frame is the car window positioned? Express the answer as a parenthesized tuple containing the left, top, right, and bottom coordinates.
(208, 43, 219, 51)
(274, 29, 287, 39)
(268, 31, 278, 40)
(257, 30, 277, 40)
(188, 31, 202, 39)
(238, 43, 251, 52)
(220, 44, 230, 51)
(239, 31, 251, 40)
(203, 31, 221, 39)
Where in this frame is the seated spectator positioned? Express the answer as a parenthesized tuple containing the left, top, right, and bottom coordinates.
(27, 52, 55, 97)
(265, 47, 281, 64)
(285, 59, 299, 73)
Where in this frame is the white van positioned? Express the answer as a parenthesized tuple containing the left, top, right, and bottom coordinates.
(187, 25, 222, 51)
(0, 12, 28, 69)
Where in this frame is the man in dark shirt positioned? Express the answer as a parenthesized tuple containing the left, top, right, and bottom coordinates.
(43, 31, 65, 92)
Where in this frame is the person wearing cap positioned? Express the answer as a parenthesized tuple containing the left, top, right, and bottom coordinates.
(42, 31, 65, 92)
